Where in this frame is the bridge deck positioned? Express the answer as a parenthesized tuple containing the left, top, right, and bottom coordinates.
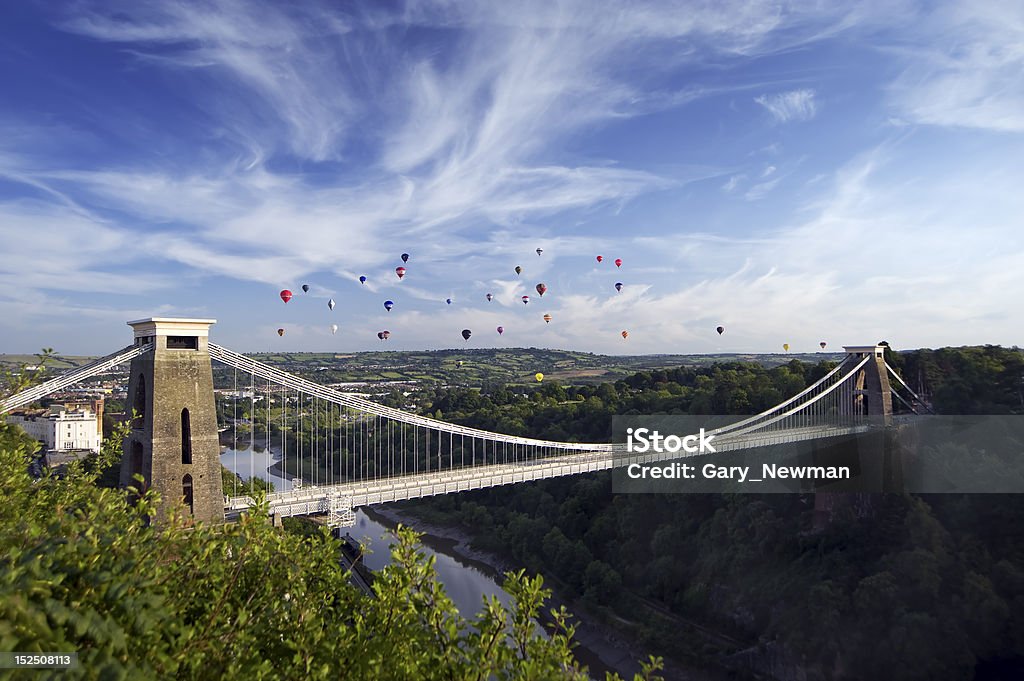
(226, 424, 869, 520)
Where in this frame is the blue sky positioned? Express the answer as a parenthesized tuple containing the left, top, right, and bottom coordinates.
(1, 0, 1022, 355)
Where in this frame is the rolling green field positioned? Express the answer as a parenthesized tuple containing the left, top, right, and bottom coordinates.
(3, 347, 844, 389)
(219, 348, 844, 387)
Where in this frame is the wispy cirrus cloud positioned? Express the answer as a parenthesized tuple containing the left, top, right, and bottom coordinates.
(755, 89, 818, 123)
(887, 2, 1024, 132)
(2, 1, 1021, 354)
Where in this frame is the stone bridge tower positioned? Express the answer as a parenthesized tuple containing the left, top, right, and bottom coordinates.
(842, 345, 893, 423)
(121, 318, 224, 524)
(814, 344, 898, 529)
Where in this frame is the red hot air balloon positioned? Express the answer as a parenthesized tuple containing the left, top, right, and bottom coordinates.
(497, 326, 504, 335)
(395, 267, 406, 280)
(536, 283, 547, 296)
(621, 330, 629, 339)
(596, 255, 603, 263)
(280, 289, 293, 303)
(614, 258, 622, 268)
(521, 295, 529, 305)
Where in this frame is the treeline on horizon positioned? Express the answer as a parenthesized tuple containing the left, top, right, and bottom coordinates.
(402, 344, 1024, 680)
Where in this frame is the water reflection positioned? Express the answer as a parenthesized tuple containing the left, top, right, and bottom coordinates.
(221, 447, 294, 493)
(345, 510, 515, 617)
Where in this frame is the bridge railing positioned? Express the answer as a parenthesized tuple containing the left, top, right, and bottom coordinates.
(209, 343, 616, 453)
(1, 343, 153, 415)
(710, 354, 871, 439)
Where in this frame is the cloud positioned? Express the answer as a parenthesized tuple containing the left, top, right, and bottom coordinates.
(60, 1, 356, 161)
(5, 0, 1020, 355)
(755, 89, 818, 123)
(887, 3, 1024, 132)
(744, 177, 781, 200)
(722, 174, 746, 192)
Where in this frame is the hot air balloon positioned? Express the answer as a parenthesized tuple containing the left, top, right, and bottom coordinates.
(521, 295, 529, 305)
(783, 343, 790, 351)
(515, 266, 522, 275)
(621, 330, 629, 339)
(395, 267, 406, 280)
(280, 290, 293, 303)
(535, 373, 544, 382)
(461, 329, 472, 341)
(328, 299, 336, 311)
(382, 330, 391, 340)
(716, 326, 724, 335)
(596, 255, 603, 263)
(277, 328, 285, 337)
(614, 282, 623, 292)
(820, 341, 827, 349)
(330, 324, 338, 335)
(377, 331, 384, 340)
(536, 248, 543, 256)
(497, 326, 504, 335)
(614, 258, 622, 268)
(446, 298, 452, 305)
(401, 253, 410, 263)
(486, 293, 493, 302)
(384, 300, 394, 312)
(536, 283, 547, 296)
(543, 313, 552, 323)
(359, 275, 367, 285)
(302, 284, 310, 293)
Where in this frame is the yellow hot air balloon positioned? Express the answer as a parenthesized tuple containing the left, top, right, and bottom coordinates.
(535, 373, 544, 382)
(783, 343, 790, 351)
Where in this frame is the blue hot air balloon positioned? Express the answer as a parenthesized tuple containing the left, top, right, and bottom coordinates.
(384, 300, 394, 312)
(359, 275, 367, 284)
(614, 282, 623, 292)
(446, 298, 452, 305)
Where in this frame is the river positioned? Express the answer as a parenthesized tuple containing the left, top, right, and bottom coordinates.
(221, 446, 664, 680)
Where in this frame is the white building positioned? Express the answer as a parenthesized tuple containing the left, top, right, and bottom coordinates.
(6, 403, 103, 453)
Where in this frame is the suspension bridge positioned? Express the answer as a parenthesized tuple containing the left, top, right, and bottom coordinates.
(0, 318, 927, 527)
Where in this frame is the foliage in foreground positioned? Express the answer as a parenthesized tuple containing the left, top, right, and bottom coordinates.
(0, 422, 662, 680)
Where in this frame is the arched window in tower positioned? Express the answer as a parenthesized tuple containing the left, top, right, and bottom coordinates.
(182, 474, 194, 515)
(181, 408, 192, 464)
(132, 373, 146, 429)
